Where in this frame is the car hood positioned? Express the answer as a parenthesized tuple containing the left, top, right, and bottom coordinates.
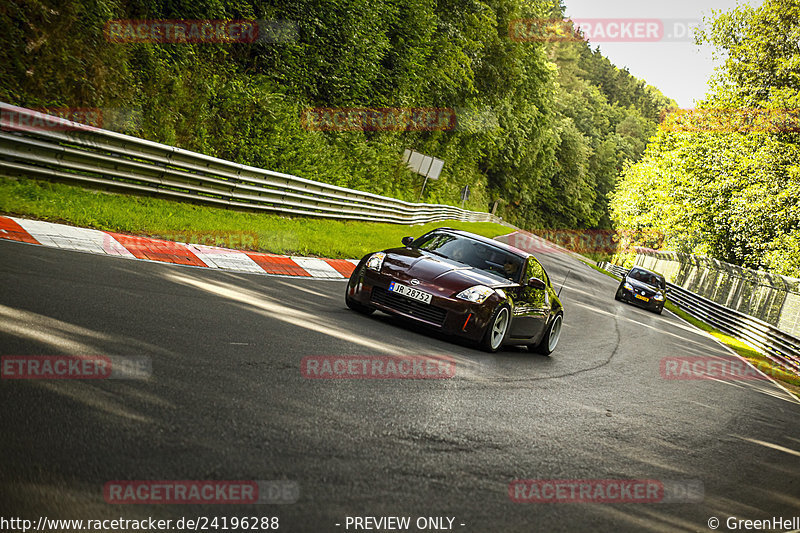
(381, 247, 516, 292)
(627, 278, 664, 295)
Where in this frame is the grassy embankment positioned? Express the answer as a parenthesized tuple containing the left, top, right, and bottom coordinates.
(0, 177, 513, 259)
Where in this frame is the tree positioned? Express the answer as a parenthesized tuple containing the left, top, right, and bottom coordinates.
(611, 0, 800, 275)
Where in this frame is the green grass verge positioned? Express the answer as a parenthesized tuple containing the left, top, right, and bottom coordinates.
(580, 259, 622, 281)
(586, 259, 800, 397)
(0, 176, 514, 259)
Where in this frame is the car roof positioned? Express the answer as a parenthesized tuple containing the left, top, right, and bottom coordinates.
(426, 227, 531, 260)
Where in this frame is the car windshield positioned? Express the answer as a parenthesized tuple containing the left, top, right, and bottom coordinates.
(629, 268, 665, 289)
(410, 232, 524, 282)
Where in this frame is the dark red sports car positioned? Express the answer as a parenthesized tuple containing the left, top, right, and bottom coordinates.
(345, 228, 564, 353)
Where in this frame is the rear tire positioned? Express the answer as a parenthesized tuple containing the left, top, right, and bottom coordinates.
(480, 305, 511, 353)
(533, 313, 563, 355)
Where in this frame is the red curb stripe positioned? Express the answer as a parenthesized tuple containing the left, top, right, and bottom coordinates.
(0, 217, 40, 245)
(245, 253, 311, 277)
(109, 233, 207, 267)
(2, 217, 357, 278)
(324, 259, 356, 278)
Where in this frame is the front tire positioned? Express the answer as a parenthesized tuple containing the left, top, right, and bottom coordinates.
(533, 313, 563, 355)
(480, 305, 511, 353)
(346, 294, 374, 315)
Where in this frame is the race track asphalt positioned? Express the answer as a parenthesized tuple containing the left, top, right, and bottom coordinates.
(1, 238, 799, 532)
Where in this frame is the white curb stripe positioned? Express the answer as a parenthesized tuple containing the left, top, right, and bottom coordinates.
(4, 216, 358, 279)
(292, 257, 345, 279)
(187, 244, 265, 274)
(14, 218, 135, 258)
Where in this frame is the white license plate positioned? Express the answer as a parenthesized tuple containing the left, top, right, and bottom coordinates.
(389, 282, 432, 304)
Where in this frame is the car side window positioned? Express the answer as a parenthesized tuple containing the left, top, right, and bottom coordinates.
(526, 257, 545, 280)
(413, 233, 454, 251)
(523, 257, 547, 306)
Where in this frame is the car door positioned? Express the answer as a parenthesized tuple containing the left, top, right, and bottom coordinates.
(508, 256, 550, 340)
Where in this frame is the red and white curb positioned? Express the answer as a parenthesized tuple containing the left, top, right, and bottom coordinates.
(0, 216, 358, 279)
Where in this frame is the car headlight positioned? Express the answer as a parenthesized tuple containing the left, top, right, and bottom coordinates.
(624, 282, 634, 291)
(365, 252, 386, 272)
(653, 292, 665, 301)
(456, 285, 495, 304)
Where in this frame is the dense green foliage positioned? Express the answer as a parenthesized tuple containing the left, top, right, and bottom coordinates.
(1, 0, 671, 229)
(611, 0, 800, 276)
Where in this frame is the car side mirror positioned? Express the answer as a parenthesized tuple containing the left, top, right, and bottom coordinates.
(402, 236, 414, 246)
(527, 277, 546, 290)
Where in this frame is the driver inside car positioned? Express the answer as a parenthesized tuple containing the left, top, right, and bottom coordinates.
(503, 258, 519, 279)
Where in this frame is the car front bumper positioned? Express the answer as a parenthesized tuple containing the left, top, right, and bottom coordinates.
(347, 266, 498, 342)
(620, 288, 664, 310)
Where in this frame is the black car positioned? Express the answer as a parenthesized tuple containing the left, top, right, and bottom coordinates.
(345, 228, 564, 354)
(615, 266, 667, 314)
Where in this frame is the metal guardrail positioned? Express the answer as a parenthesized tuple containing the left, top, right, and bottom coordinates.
(0, 103, 504, 225)
(634, 247, 800, 338)
(598, 262, 800, 378)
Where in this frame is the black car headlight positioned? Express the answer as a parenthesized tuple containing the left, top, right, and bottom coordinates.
(623, 282, 634, 291)
(653, 292, 665, 301)
(365, 252, 386, 272)
(456, 285, 494, 304)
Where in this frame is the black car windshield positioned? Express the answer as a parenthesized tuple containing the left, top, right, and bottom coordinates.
(410, 232, 524, 282)
(629, 268, 665, 289)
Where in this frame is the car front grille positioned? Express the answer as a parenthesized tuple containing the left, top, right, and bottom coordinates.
(370, 287, 447, 327)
